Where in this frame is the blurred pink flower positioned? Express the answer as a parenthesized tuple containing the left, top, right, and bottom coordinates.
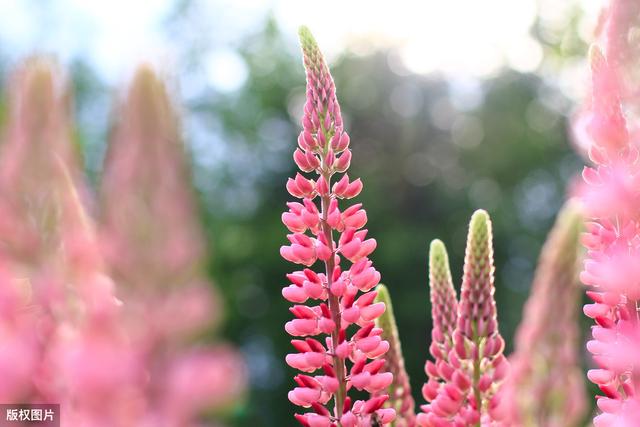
(576, 8, 640, 423)
(500, 203, 587, 427)
(99, 66, 247, 424)
(0, 59, 246, 427)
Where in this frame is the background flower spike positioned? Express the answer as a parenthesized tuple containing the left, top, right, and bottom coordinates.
(501, 201, 587, 427)
(374, 284, 416, 427)
(456, 210, 508, 426)
(418, 239, 458, 425)
(419, 210, 508, 427)
(428, 239, 458, 359)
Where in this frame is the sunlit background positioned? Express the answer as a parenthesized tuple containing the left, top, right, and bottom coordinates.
(0, 1, 603, 425)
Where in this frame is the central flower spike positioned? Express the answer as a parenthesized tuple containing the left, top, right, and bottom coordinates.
(281, 26, 395, 426)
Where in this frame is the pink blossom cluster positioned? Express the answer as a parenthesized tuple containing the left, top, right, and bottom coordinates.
(576, 3, 640, 423)
(280, 27, 395, 426)
(418, 211, 508, 427)
(0, 60, 245, 426)
(419, 239, 459, 426)
(500, 203, 586, 427)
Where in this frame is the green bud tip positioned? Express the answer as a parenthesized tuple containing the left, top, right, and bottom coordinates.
(429, 239, 448, 264)
(375, 283, 390, 303)
(470, 209, 490, 232)
(298, 26, 318, 50)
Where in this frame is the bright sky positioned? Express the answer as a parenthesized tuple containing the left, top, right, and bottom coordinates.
(0, 0, 602, 89)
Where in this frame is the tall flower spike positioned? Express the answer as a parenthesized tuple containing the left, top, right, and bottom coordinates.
(101, 66, 224, 338)
(0, 58, 82, 267)
(0, 59, 77, 403)
(374, 285, 416, 427)
(419, 210, 508, 427)
(501, 202, 587, 427)
(418, 239, 458, 426)
(576, 40, 640, 426)
(282, 27, 395, 426)
(428, 239, 458, 357)
(100, 66, 246, 424)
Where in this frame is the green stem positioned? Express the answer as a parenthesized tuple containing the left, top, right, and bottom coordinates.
(472, 324, 481, 427)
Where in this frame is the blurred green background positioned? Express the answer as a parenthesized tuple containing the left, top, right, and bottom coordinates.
(0, 0, 600, 425)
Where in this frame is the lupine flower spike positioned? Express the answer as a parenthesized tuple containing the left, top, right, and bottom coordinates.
(374, 284, 416, 427)
(101, 66, 223, 340)
(419, 210, 508, 427)
(281, 26, 395, 426)
(578, 41, 640, 426)
(501, 202, 587, 426)
(418, 239, 458, 426)
(101, 66, 247, 424)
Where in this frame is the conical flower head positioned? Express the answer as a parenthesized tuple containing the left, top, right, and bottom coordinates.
(453, 210, 507, 425)
(0, 58, 82, 266)
(502, 202, 587, 427)
(420, 239, 459, 417)
(100, 66, 225, 341)
(418, 211, 507, 427)
(297, 26, 348, 157)
(100, 66, 207, 291)
(375, 285, 415, 427)
(458, 209, 498, 341)
(429, 239, 457, 351)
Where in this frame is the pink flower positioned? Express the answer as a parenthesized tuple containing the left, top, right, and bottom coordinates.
(500, 203, 587, 426)
(576, 9, 640, 424)
(0, 59, 247, 426)
(98, 66, 247, 424)
(281, 26, 394, 425)
(418, 211, 508, 426)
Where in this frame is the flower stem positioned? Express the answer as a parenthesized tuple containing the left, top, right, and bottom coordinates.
(320, 173, 346, 421)
(473, 326, 482, 427)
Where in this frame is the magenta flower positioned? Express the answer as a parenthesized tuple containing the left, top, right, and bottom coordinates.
(419, 239, 458, 424)
(500, 202, 587, 427)
(281, 27, 395, 426)
(577, 40, 640, 426)
(418, 210, 508, 427)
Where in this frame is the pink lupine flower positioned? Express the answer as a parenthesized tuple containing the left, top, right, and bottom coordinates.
(577, 40, 640, 427)
(500, 202, 587, 427)
(0, 59, 86, 405)
(100, 66, 218, 326)
(281, 26, 394, 425)
(418, 239, 458, 426)
(99, 66, 247, 423)
(419, 210, 508, 427)
(0, 58, 85, 272)
(0, 60, 142, 426)
(0, 58, 246, 426)
(374, 285, 416, 427)
(571, 0, 640, 155)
